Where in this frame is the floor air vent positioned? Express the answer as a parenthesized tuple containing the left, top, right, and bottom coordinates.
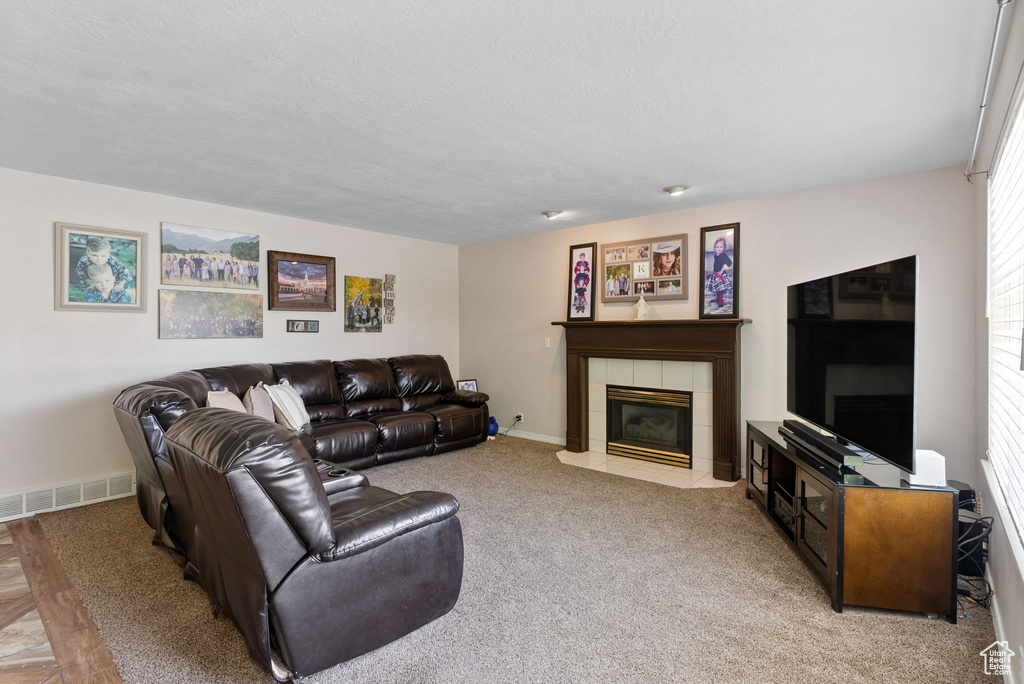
(0, 494, 23, 520)
(0, 471, 136, 523)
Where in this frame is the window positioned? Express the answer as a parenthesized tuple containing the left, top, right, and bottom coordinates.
(988, 75, 1024, 544)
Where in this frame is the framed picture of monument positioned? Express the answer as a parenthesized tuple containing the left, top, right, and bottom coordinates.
(267, 250, 336, 311)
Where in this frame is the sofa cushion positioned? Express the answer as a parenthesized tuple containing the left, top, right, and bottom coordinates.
(273, 360, 340, 405)
(389, 355, 456, 397)
(304, 419, 378, 464)
(305, 403, 348, 423)
(334, 358, 402, 418)
(196, 363, 275, 396)
(369, 412, 435, 461)
(334, 358, 398, 401)
(207, 389, 246, 413)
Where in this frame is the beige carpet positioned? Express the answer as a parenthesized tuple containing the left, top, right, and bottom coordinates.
(38, 436, 995, 683)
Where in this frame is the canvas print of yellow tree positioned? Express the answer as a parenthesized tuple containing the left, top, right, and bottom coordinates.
(343, 275, 383, 333)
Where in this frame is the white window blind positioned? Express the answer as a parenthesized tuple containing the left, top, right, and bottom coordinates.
(988, 77, 1024, 545)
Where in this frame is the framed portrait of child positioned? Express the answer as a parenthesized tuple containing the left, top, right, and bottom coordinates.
(54, 222, 147, 313)
(699, 222, 739, 319)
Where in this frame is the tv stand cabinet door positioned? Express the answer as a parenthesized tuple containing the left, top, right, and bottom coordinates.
(746, 429, 769, 508)
(795, 469, 837, 596)
(841, 487, 956, 619)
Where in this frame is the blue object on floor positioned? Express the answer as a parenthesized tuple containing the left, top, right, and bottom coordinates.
(488, 416, 499, 436)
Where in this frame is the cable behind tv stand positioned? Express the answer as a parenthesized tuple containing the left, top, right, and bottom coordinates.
(747, 420, 958, 623)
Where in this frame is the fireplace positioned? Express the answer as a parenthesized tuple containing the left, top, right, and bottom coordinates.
(607, 386, 693, 467)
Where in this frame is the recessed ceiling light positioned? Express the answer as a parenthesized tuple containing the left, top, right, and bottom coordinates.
(664, 185, 689, 196)
(542, 211, 563, 219)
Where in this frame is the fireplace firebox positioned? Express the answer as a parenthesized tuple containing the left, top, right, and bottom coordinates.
(606, 386, 693, 467)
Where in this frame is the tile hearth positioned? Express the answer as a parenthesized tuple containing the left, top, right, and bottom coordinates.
(555, 450, 736, 489)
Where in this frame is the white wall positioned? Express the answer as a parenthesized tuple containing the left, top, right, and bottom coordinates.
(0, 168, 460, 493)
(460, 165, 977, 481)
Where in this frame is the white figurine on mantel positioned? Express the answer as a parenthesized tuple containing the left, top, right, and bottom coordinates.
(634, 295, 650, 320)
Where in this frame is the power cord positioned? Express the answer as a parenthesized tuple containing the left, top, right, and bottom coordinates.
(503, 415, 522, 436)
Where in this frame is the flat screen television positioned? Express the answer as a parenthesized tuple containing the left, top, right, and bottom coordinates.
(786, 255, 917, 473)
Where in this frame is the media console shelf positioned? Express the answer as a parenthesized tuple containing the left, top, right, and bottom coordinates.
(746, 421, 958, 623)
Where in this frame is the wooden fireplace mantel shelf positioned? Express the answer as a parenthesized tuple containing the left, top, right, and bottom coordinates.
(552, 318, 751, 481)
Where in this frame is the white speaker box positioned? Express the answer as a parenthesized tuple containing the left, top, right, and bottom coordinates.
(909, 449, 946, 487)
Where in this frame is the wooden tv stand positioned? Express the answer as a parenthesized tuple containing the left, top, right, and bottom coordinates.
(746, 421, 958, 623)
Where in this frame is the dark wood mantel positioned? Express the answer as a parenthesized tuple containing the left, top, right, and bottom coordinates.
(552, 319, 751, 481)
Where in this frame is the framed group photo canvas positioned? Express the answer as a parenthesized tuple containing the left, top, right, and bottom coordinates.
(699, 223, 739, 318)
(268, 250, 336, 311)
(54, 222, 146, 312)
(567, 242, 597, 321)
(160, 223, 259, 289)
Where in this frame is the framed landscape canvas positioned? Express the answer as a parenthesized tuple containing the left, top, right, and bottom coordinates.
(268, 251, 336, 311)
(344, 275, 383, 332)
(159, 290, 263, 339)
(54, 222, 146, 312)
(161, 223, 259, 290)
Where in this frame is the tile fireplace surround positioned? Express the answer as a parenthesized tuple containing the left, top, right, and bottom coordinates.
(588, 358, 713, 472)
(552, 319, 750, 480)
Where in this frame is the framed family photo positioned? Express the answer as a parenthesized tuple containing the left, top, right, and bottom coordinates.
(601, 234, 687, 303)
(158, 290, 263, 339)
(457, 379, 478, 391)
(344, 275, 383, 332)
(161, 223, 259, 290)
(699, 223, 740, 319)
(54, 222, 146, 313)
(268, 250, 336, 311)
(567, 242, 597, 321)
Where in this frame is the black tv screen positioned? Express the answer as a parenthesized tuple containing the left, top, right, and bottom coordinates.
(787, 256, 917, 473)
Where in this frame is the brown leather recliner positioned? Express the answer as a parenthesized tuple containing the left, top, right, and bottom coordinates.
(113, 354, 487, 567)
(164, 408, 464, 680)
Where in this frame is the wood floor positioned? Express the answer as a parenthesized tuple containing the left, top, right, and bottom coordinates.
(0, 519, 121, 684)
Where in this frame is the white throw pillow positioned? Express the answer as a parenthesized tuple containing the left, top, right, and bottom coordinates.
(206, 389, 247, 413)
(264, 380, 311, 430)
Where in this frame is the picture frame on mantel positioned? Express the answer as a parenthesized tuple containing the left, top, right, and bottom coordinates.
(601, 234, 687, 303)
(699, 223, 739, 319)
(566, 242, 597, 321)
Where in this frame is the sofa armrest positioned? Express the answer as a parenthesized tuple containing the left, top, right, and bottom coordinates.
(441, 389, 489, 406)
(318, 491, 460, 562)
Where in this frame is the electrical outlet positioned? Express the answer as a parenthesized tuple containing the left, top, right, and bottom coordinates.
(516, 412, 524, 423)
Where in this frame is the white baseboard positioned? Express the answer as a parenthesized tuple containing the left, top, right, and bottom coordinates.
(499, 428, 566, 446)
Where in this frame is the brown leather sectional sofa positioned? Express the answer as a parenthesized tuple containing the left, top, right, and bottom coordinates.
(113, 354, 486, 679)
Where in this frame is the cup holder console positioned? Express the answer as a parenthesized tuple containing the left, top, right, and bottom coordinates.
(328, 468, 352, 478)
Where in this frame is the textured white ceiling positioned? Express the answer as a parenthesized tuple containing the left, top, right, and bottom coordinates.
(0, 1, 997, 244)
